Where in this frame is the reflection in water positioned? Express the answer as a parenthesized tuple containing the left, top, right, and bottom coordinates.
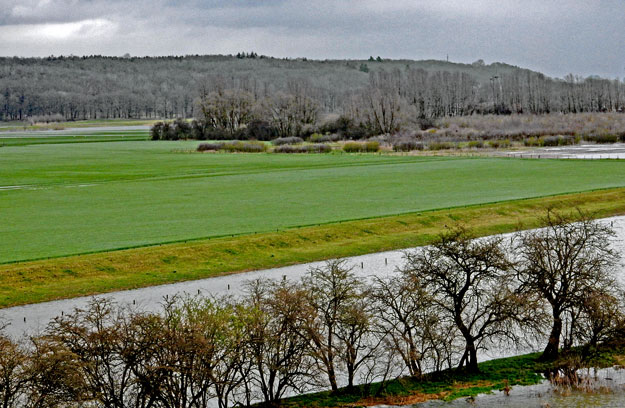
(417, 387, 625, 407)
(411, 367, 625, 407)
(503, 143, 625, 159)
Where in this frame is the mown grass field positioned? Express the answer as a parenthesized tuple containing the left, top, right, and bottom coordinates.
(2, 141, 625, 265)
(1, 136, 625, 306)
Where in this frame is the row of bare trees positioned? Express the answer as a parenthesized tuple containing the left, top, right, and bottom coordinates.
(1, 212, 623, 407)
(186, 70, 625, 141)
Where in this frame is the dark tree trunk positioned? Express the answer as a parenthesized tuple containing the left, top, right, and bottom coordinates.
(466, 340, 479, 373)
(328, 363, 338, 392)
(542, 315, 562, 361)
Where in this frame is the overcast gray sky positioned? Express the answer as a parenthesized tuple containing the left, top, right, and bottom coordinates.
(1, 0, 623, 79)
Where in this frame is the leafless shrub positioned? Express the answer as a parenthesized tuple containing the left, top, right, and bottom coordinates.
(197, 142, 224, 151)
(439, 113, 625, 143)
(197, 141, 267, 153)
(273, 144, 331, 153)
(271, 136, 304, 145)
(392, 140, 424, 152)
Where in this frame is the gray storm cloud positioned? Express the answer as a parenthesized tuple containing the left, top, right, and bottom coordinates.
(0, 0, 623, 79)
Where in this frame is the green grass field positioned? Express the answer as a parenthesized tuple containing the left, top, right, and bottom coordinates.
(0, 119, 158, 132)
(2, 140, 625, 264)
(0, 130, 149, 146)
(3, 189, 624, 307)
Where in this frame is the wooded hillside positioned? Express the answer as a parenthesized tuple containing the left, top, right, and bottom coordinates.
(1, 54, 623, 122)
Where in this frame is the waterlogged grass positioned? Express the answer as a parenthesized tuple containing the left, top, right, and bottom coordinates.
(1, 188, 625, 307)
(2, 141, 625, 264)
(280, 343, 625, 407)
(282, 354, 544, 407)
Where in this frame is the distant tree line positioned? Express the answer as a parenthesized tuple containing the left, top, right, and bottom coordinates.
(1, 55, 624, 126)
(0, 212, 623, 407)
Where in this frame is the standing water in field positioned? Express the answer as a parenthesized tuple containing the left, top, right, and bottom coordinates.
(406, 366, 625, 407)
(504, 143, 625, 159)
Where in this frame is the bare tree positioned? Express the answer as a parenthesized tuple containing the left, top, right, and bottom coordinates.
(0, 332, 30, 408)
(301, 260, 377, 390)
(27, 336, 88, 408)
(334, 288, 379, 390)
(371, 272, 456, 378)
(515, 211, 620, 360)
(44, 299, 144, 408)
(243, 278, 313, 404)
(401, 227, 523, 373)
(259, 92, 318, 138)
(573, 287, 625, 348)
(196, 89, 256, 135)
(345, 72, 413, 135)
(134, 297, 214, 408)
(174, 296, 251, 408)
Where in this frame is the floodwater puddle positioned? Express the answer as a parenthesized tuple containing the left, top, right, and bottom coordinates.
(503, 143, 625, 159)
(410, 366, 625, 407)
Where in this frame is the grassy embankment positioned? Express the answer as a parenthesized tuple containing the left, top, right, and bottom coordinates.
(280, 343, 625, 407)
(1, 187, 625, 307)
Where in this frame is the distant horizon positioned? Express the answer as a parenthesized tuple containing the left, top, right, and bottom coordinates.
(1, 53, 619, 81)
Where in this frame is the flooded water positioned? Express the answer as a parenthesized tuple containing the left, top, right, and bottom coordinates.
(412, 366, 625, 407)
(1, 216, 624, 339)
(0, 247, 407, 337)
(503, 143, 625, 159)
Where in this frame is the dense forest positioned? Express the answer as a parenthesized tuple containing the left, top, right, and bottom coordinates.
(2, 54, 624, 125)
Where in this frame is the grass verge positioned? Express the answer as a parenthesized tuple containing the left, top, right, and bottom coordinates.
(1, 188, 625, 308)
(279, 342, 625, 407)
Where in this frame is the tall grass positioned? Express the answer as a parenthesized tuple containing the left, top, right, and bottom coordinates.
(309, 133, 342, 143)
(273, 144, 332, 153)
(343, 141, 380, 152)
(197, 141, 267, 152)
